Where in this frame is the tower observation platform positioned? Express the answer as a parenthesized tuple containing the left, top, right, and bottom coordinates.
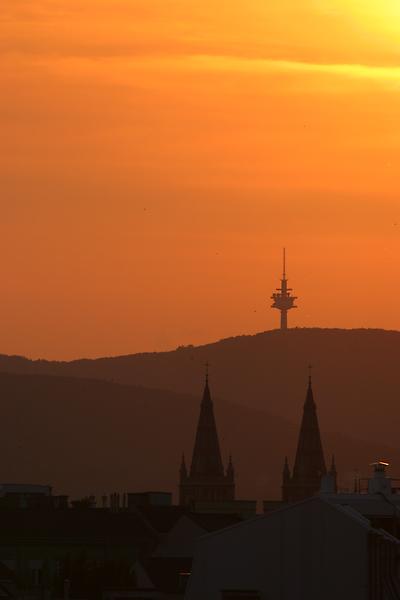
(271, 249, 298, 330)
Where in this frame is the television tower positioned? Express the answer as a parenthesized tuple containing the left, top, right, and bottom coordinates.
(271, 249, 298, 330)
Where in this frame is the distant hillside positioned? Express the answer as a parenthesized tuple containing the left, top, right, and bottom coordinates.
(0, 371, 398, 501)
(0, 328, 399, 452)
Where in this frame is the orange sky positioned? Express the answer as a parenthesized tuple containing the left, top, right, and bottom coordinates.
(2, 0, 400, 359)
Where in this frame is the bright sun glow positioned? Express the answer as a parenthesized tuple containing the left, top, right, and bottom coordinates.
(345, 0, 400, 27)
(335, 0, 400, 16)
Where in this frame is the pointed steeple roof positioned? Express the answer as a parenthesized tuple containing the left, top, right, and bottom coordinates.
(189, 370, 224, 478)
(292, 374, 327, 483)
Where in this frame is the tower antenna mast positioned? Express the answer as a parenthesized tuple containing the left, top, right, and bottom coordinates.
(271, 249, 298, 330)
(283, 248, 286, 279)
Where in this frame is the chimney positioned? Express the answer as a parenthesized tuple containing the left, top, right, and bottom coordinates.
(368, 462, 392, 495)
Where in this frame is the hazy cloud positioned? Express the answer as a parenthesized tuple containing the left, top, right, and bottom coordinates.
(1, 0, 400, 70)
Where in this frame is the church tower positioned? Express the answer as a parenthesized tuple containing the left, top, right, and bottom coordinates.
(282, 372, 332, 503)
(179, 369, 235, 507)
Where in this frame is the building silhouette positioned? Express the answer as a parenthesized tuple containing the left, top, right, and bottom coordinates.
(186, 492, 400, 600)
(271, 248, 298, 330)
(282, 373, 337, 502)
(179, 370, 235, 507)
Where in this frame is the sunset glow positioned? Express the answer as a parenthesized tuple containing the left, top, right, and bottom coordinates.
(2, 0, 400, 359)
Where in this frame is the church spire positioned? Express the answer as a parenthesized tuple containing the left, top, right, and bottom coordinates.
(305, 365, 314, 405)
(179, 367, 235, 507)
(189, 367, 224, 478)
(282, 371, 329, 503)
(292, 372, 327, 483)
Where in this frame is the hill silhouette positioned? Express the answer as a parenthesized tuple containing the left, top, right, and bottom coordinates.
(0, 328, 400, 455)
(0, 370, 398, 501)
